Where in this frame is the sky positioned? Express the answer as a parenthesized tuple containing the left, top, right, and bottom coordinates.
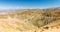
(0, 0, 60, 9)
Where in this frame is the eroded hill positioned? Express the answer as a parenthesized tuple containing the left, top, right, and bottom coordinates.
(0, 8, 60, 32)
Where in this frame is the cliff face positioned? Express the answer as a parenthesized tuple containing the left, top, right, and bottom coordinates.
(0, 8, 60, 32)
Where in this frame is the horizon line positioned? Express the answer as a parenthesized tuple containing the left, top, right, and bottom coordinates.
(0, 6, 60, 10)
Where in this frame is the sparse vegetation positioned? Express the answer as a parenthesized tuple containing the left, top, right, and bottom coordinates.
(0, 8, 60, 32)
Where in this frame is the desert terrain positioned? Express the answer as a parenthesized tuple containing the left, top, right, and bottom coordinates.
(0, 8, 60, 32)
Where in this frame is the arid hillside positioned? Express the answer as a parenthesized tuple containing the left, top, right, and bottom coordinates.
(0, 8, 60, 32)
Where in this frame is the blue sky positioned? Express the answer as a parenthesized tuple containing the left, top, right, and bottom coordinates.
(0, 0, 60, 9)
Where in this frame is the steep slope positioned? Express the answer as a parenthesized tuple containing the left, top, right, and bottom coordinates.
(37, 19, 60, 32)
